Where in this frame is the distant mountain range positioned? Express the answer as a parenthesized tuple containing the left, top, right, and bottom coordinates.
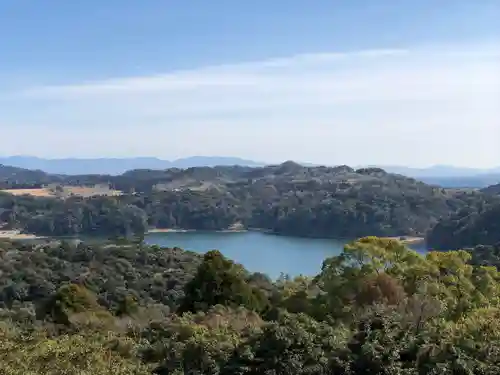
(0, 156, 499, 188)
(0, 156, 264, 175)
(370, 165, 500, 188)
(365, 165, 500, 188)
(376, 165, 500, 178)
(376, 165, 500, 188)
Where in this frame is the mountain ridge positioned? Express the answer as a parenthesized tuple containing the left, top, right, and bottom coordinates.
(0, 155, 264, 175)
(1, 156, 499, 188)
(2, 160, 490, 240)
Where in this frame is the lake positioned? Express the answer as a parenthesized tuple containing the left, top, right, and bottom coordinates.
(145, 231, 427, 279)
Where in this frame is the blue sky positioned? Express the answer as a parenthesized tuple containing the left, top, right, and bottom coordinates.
(1, 1, 499, 167)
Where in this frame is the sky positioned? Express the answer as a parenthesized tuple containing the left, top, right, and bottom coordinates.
(0, 1, 499, 167)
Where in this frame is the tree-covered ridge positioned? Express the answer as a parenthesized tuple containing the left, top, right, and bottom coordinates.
(2, 237, 500, 373)
(1, 162, 497, 240)
(481, 181, 500, 195)
(427, 199, 500, 250)
(0, 164, 60, 188)
(0, 239, 201, 313)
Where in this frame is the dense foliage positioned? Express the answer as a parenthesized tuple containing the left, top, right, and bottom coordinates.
(2, 237, 500, 373)
(2, 162, 497, 240)
(469, 243, 500, 268)
(0, 164, 57, 189)
(178, 250, 270, 314)
(427, 199, 500, 250)
(481, 182, 500, 195)
(0, 239, 201, 313)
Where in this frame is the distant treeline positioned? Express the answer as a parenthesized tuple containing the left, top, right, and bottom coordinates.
(0, 163, 499, 249)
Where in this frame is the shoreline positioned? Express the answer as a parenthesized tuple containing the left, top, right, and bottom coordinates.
(147, 228, 248, 234)
(383, 236, 425, 245)
(0, 228, 425, 246)
(147, 229, 424, 244)
(147, 228, 194, 233)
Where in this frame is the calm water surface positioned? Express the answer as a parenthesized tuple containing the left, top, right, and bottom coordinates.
(145, 231, 427, 279)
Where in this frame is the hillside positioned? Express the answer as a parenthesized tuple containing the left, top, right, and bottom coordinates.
(0, 162, 496, 240)
(427, 199, 500, 250)
(481, 182, 500, 195)
(3, 157, 500, 187)
(426, 181, 500, 250)
(0, 164, 60, 188)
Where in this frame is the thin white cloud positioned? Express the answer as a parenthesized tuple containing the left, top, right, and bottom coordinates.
(20, 49, 409, 98)
(2, 42, 500, 167)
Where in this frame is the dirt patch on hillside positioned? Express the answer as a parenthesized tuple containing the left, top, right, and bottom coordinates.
(1, 186, 123, 198)
(0, 188, 54, 197)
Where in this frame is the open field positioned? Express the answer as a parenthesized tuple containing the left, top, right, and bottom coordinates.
(0, 188, 54, 197)
(0, 230, 43, 239)
(0, 186, 123, 198)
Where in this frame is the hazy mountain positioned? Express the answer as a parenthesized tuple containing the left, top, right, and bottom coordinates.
(169, 156, 263, 169)
(1, 157, 499, 188)
(375, 166, 500, 188)
(0, 156, 263, 175)
(377, 165, 500, 178)
(417, 175, 500, 189)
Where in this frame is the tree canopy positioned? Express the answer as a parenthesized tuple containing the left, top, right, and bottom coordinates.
(1, 237, 500, 373)
(2, 163, 498, 241)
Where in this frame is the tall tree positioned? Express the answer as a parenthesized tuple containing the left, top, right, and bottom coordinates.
(179, 250, 268, 314)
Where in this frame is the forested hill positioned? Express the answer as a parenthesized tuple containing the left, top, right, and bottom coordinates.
(0, 164, 62, 187)
(426, 183, 500, 250)
(427, 199, 500, 250)
(481, 182, 500, 195)
(2, 160, 500, 194)
(0, 162, 497, 240)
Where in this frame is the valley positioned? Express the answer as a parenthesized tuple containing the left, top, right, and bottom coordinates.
(2, 1, 498, 372)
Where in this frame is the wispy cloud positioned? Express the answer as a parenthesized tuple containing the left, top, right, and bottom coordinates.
(20, 48, 410, 98)
(2, 43, 500, 167)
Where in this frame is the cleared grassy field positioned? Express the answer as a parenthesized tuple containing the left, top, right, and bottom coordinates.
(0, 186, 123, 198)
(0, 188, 54, 197)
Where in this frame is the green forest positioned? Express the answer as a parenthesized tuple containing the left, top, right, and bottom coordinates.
(2, 0, 498, 372)
(2, 163, 500, 249)
(2, 236, 500, 374)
